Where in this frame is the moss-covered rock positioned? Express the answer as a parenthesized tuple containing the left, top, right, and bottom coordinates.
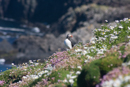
(99, 54, 123, 76)
(78, 51, 124, 87)
(77, 61, 101, 87)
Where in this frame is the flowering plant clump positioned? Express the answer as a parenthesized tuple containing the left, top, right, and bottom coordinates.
(47, 51, 70, 69)
(96, 66, 130, 87)
(1, 18, 130, 87)
(0, 80, 5, 86)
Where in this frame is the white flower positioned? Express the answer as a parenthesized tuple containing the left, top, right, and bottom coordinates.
(113, 79, 122, 87)
(119, 25, 123, 29)
(84, 60, 88, 63)
(70, 71, 74, 74)
(90, 37, 97, 44)
(33, 75, 39, 80)
(111, 36, 118, 39)
(46, 60, 48, 63)
(127, 61, 130, 65)
(38, 70, 49, 77)
(105, 20, 108, 22)
(67, 74, 71, 78)
(77, 66, 82, 69)
(114, 31, 118, 35)
(102, 81, 112, 87)
(115, 20, 119, 23)
(63, 79, 68, 83)
(76, 71, 81, 75)
(35, 63, 39, 66)
(69, 79, 74, 84)
(128, 27, 130, 30)
(44, 70, 49, 73)
(124, 18, 128, 21)
(118, 75, 123, 80)
(122, 63, 127, 66)
(105, 29, 110, 32)
(110, 26, 114, 30)
(82, 50, 87, 55)
(97, 49, 104, 55)
(17, 80, 22, 84)
(109, 80, 114, 86)
(45, 64, 54, 71)
(91, 46, 96, 49)
(22, 76, 27, 80)
(84, 47, 88, 49)
(75, 49, 82, 52)
(101, 32, 105, 35)
(124, 76, 130, 82)
(46, 72, 51, 76)
(105, 35, 108, 38)
(70, 76, 77, 79)
(29, 60, 33, 63)
(127, 35, 130, 38)
(86, 55, 92, 59)
(11, 63, 14, 66)
(90, 40, 96, 44)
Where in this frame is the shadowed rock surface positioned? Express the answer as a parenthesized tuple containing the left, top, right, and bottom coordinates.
(0, 40, 14, 52)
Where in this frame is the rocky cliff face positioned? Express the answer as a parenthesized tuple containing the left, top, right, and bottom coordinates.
(0, 0, 130, 24)
(1, 0, 130, 63)
(51, 4, 130, 35)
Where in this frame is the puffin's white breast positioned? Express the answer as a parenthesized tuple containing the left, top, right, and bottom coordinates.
(64, 39, 72, 49)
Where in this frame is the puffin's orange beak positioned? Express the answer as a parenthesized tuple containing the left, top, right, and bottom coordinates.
(71, 35, 73, 37)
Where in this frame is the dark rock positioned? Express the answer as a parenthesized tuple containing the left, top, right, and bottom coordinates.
(51, 4, 130, 35)
(13, 34, 65, 59)
(0, 40, 14, 52)
(0, 0, 130, 24)
(0, 0, 130, 36)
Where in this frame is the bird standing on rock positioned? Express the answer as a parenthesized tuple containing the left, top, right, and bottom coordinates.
(64, 34, 73, 49)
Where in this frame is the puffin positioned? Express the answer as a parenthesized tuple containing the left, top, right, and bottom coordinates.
(64, 34, 74, 49)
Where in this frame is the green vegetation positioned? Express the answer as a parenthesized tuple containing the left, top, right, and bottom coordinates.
(1, 18, 130, 87)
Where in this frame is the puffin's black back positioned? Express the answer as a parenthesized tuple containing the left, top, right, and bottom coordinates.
(70, 38, 76, 47)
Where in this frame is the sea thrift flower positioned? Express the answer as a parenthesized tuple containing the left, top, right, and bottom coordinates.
(42, 79, 48, 85)
(97, 67, 130, 87)
(0, 80, 5, 86)
(48, 51, 69, 69)
(122, 54, 127, 58)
